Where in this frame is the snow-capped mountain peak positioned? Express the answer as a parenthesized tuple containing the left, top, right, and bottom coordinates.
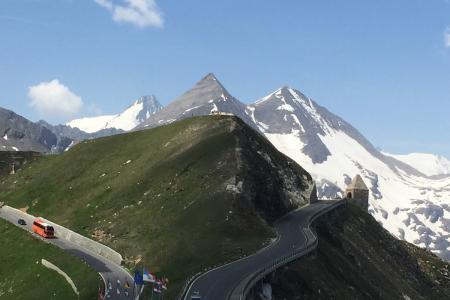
(249, 86, 450, 261)
(67, 95, 162, 133)
(104, 95, 162, 131)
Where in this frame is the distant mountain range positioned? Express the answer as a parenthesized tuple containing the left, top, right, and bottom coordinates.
(0, 95, 162, 153)
(1, 73, 449, 261)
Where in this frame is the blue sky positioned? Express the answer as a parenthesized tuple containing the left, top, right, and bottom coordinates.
(1, 0, 450, 157)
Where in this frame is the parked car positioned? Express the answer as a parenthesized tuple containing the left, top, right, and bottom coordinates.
(191, 291, 201, 300)
(18, 219, 26, 226)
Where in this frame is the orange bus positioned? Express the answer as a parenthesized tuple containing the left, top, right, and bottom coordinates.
(32, 219, 55, 238)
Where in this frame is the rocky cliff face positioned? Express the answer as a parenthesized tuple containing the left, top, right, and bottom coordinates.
(0, 107, 64, 153)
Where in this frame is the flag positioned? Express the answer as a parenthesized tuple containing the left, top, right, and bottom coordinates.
(143, 269, 156, 283)
(134, 270, 144, 285)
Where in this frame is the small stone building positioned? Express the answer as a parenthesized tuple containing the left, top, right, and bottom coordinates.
(345, 175, 369, 211)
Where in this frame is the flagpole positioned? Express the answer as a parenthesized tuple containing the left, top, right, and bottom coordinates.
(142, 266, 146, 299)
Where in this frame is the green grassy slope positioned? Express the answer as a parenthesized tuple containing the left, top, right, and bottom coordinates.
(271, 203, 450, 300)
(0, 219, 100, 300)
(0, 115, 314, 298)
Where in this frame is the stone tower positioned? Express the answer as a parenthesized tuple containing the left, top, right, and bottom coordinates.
(345, 175, 369, 211)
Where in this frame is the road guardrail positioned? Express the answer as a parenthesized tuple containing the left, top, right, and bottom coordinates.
(177, 200, 344, 300)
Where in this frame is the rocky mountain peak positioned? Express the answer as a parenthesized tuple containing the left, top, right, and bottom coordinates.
(186, 73, 232, 103)
(133, 95, 163, 122)
(200, 72, 222, 85)
(137, 73, 255, 129)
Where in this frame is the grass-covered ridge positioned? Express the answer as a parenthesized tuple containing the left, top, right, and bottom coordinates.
(0, 115, 314, 298)
(271, 203, 450, 300)
(0, 218, 99, 300)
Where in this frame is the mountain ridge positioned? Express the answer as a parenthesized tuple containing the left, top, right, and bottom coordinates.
(135, 74, 450, 261)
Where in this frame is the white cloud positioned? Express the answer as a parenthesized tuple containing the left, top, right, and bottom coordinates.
(94, 0, 163, 28)
(28, 80, 84, 117)
(445, 27, 450, 48)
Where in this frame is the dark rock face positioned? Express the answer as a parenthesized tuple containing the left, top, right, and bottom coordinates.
(0, 107, 61, 153)
(230, 118, 315, 222)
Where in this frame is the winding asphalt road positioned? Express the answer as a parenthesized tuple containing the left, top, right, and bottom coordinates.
(0, 206, 136, 300)
(1, 200, 342, 300)
(184, 200, 343, 300)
